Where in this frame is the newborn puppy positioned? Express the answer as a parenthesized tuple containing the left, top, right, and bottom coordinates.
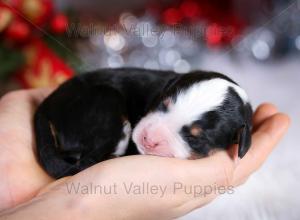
(35, 68, 252, 178)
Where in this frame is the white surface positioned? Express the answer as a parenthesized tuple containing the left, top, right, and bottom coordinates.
(181, 54, 300, 220)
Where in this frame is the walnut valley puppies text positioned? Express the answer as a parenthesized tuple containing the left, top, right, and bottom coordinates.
(65, 182, 234, 198)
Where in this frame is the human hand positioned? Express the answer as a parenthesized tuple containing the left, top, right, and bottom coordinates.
(0, 88, 289, 220)
(0, 89, 54, 211)
(33, 103, 289, 220)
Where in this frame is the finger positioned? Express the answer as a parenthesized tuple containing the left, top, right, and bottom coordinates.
(0, 88, 52, 115)
(228, 103, 279, 163)
(233, 113, 290, 185)
(253, 103, 278, 131)
(0, 88, 53, 122)
(0, 88, 54, 148)
(26, 88, 55, 105)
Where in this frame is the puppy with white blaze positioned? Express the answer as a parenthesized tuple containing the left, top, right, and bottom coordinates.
(34, 68, 252, 178)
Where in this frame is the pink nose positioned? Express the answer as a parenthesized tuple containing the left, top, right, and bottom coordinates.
(142, 135, 159, 149)
(141, 129, 166, 149)
(138, 126, 174, 157)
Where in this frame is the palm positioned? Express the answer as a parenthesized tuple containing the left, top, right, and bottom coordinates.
(0, 90, 53, 210)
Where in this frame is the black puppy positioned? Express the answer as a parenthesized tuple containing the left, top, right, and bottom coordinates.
(35, 68, 252, 178)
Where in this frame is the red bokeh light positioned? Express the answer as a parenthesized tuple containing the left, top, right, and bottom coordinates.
(206, 23, 223, 46)
(180, 1, 201, 18)
(163, 8, 183, 25)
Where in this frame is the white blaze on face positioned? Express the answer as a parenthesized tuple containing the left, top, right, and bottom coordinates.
(132, 78, 248, 158)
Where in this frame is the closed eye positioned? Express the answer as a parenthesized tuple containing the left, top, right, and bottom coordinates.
(157, 102, 168, 112)
(157, 98, 172, 112)
(185, 134, 199, 141)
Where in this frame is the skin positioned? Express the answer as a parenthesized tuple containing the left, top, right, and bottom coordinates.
(0, 89, 290, 220)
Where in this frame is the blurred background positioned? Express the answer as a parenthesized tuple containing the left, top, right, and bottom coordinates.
(0, 0, 299, 219)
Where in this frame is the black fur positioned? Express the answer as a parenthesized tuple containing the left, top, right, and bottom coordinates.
(180, 87, 252, 157)
(34, 68, 252, 178)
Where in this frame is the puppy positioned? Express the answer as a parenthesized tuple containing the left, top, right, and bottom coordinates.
(34, 68, 252, 178)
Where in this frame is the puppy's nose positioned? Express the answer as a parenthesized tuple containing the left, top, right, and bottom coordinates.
(141, 127, 168, 149)
(142, 135, 160, 149)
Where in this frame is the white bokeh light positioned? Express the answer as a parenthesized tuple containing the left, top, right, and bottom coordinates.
(104, 31, 126, 51)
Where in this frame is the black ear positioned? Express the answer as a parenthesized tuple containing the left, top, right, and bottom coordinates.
(237, 124, 251, 158)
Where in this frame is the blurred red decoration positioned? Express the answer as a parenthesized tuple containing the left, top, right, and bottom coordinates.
(15, 39, 73, 88)
(0, 0, 69, 40)
(163, 8, 183, 25)
(50, 14, 69, 34)
(206, 23, 223, 46)
(12, 0, 53, 26)
(0, 0, 73, 88)
(0, 6, 13, 32)
(155, 0, 246, 46)
(179, 0, 201, 19)
(6, 19, 30, 42)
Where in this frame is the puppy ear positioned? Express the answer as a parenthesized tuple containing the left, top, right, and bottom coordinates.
(237, 124, 251, 158)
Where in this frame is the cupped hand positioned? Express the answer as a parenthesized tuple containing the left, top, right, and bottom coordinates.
(0, 89, 54, 210)
(38, 103, 290, 220)
(0, 88, 290, 220)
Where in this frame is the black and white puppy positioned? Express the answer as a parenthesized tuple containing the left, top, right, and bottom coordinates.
(34, 68, 252, 178)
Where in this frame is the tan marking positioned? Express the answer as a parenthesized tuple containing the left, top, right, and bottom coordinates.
(49, 121, 59, 149)
(190, 125, 202, 137)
